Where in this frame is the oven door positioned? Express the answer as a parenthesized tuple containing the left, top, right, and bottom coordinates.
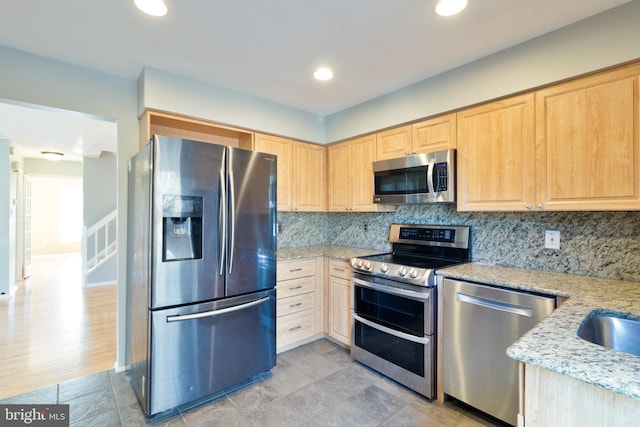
(351, 275, 435, 398)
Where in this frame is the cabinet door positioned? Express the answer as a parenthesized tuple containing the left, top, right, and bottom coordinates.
(328, 275, 351, 346)
(328, 142, 350, 211)
(412, 113, 456, 153)
(536, 65, 640, 210)
(255, 133, 293, 211)
(350, 135, 378, 211)
(457, 94, 535, 211)
(376, 125, 412, 160)
(294, 142, 326, 211)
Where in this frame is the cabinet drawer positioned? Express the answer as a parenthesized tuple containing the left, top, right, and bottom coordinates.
(277, 309, 315, 348)
(328, 259, 350, 279)
(277, 292, 315, 317)
(277, 258, 316, 281)
(276, 277, 314, 299)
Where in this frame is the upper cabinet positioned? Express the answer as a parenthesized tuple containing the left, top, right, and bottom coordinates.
(456, 94, 535, 211)
(139, 110, 253, 150)
(536, 64, 640, 210)
(376, 115, 457, 161)
(328, 135, 395, 212)
(456, 62, 640, 212)
(376, 126, 412, 160)
(255, 133, 326, 212)
(412, 113, 457, 153)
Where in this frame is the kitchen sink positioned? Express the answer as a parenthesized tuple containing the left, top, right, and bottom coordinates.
(577, 311, 640, 357)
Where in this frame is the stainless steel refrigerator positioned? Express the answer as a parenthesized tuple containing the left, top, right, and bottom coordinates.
(126, 135, 277, 417)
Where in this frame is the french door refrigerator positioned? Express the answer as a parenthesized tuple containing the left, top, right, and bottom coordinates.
(126, 135, 277, 417)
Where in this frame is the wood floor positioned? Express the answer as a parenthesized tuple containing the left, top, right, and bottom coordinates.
(0, 253, 116, 400)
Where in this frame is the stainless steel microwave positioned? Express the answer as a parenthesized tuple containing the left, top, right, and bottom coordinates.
(372, 149, 455, 205)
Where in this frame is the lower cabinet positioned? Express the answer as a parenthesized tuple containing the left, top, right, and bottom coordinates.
(275, 257, 323, 353)
(325, 258, 352, 347)
(519, 363, 640, 427)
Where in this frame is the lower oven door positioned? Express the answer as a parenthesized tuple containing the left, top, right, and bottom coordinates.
(351, 276, 435, 399)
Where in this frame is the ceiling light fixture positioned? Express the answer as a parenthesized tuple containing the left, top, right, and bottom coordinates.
(135, 0, 168, 17)
(313, 68, 334, 81)
(41, 151, 64, 161)
(435, 0, 468, 17)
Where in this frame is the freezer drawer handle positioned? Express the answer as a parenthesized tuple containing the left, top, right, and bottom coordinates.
(456, 293, 533, 317)
(166, 296, 271, 322)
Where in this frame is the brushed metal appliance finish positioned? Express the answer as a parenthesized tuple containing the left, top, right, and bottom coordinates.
(442, 278, 555, 426)
(126, 136, 277, 417)
(372, 149, 455, 205)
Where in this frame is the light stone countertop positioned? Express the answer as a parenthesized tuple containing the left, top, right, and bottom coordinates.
(277, 245, 384, 262)
(437, 262, 640, 400)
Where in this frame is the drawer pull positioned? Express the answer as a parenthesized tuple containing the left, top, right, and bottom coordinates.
(289, 325, 302, 332)
(289, 268, 303, 272)
(333, 268, 345, 272)
(289, 285, 302, 290)
(289, 302, 302, 308)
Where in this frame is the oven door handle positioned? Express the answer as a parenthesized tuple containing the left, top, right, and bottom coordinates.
(353, 314, 431, 345)
(352, 277, 431, 301)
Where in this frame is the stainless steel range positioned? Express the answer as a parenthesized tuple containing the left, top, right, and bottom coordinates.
(350, 224, 471, 399)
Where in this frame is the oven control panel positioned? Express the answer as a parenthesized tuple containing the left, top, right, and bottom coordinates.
(350, 257, 432, 286)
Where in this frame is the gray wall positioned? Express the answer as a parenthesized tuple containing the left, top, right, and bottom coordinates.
(83, 152, 117, 226)
(24, 158, 83, 176)
(277, 208, 640, 283)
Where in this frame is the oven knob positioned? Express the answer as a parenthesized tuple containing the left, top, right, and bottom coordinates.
(380, 264, 389, 273)
(409, 269, 420, 279)
(364, 262, 372, 270)
(356, 260, 363, 268)
(398, 267, 408, 277)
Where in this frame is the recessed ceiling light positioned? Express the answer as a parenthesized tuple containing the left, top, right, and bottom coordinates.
(135, 0, 168, 17)
(313, 68, 334, 81)
(435, 0, 468, 17)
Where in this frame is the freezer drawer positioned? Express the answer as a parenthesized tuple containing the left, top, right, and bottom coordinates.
(442, 278, 555, 426)
(142, 290, 276, 416)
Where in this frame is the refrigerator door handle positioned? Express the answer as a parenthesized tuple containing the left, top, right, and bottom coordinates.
(228, 167, 236, 273)
(166, 296, 271, 322)
(218, 169, 226, 276)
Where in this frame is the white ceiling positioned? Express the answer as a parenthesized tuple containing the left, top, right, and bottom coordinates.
(0, 0, 631, 159)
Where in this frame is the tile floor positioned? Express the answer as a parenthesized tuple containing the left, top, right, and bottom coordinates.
(1, 339, 501, 426)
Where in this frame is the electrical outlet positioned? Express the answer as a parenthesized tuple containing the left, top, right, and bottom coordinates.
(364, 223, 368, 232)
(545, 230, 560, 249)
(277, 222, 283, 234)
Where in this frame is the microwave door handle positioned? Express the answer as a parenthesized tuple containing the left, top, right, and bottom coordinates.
(427, 160, 436, 195)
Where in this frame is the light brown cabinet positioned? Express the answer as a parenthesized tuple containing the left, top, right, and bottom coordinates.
(456, 93, 535, 211)
(519, 363, 640, 427)
(376, 125, 412, 160)
(325, 259, 352, 347)
(328, 135, 395, 212)
(276, 258, 323, 353)
(411, 113, 457, 153)
(457, 63, 640, 212)
(255, 133, 326, 212)
(139, 110, 253, 149)
(535, 63, 640, 210)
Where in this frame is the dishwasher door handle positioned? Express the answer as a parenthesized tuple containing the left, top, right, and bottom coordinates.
(456, 292, 533, 317)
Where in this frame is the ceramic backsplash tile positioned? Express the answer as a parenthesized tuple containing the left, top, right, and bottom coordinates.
(277, 206, 640, 282)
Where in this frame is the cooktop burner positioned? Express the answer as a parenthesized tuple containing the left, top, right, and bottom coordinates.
(350, 224, 471, 286)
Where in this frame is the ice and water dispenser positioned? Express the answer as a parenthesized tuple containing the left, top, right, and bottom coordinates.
(162, 195, 203, 261)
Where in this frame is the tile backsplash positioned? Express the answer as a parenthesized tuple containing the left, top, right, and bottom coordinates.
(277, 206, 640, 282)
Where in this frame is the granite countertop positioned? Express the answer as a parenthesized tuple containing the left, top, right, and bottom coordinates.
(277, 245, 383, 262)
(437, 263, 640, 400)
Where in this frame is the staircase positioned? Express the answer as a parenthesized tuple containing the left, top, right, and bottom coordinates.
(82, 210, 117, 286)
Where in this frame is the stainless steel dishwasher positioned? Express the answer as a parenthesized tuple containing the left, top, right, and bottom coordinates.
(442, 277, 555, 426)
